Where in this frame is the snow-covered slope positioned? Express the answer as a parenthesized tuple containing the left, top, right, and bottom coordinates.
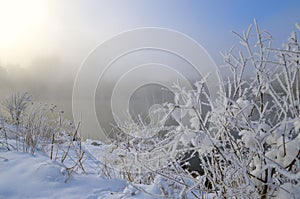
(0, 150, 128, 199)
(0, 142, 172, 199)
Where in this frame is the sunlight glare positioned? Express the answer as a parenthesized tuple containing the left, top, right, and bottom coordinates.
(0, 0, 46, 49)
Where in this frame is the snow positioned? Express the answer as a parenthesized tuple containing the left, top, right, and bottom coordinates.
(0, 140, 179, 199)
(1, 23, 300, 198)
(0, 150, 127, 199)
(238, 130, 258, 148)
(275, 182, 300, 199)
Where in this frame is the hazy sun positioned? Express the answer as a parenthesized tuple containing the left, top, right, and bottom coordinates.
(0, 0, 46, 43)
(0, 0, 47, 62)
(0, 0, 47, 66)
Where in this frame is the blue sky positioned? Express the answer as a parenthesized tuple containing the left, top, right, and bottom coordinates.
(1, 0, 300, 67)
(62, 0, 300, 65)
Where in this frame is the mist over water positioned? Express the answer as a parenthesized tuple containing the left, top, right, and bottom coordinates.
(0, 56, 76, 121)
(0, 0, 298, 141)
(0, 55, 190, 139)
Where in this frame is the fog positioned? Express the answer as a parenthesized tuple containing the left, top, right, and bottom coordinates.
(0, 57, 76, 121)
(0, 1, 299, 140)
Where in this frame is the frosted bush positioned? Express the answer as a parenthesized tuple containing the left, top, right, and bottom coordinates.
(102, 20, 300, 198)
(0, 94, 73, 154)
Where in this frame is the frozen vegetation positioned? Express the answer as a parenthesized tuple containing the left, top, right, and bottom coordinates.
(0, 21, 300, 198)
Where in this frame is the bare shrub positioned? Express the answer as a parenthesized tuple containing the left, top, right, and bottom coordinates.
(2, 92, 31, 126)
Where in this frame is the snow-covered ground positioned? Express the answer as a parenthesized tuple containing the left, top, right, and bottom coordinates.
(0, 142, 168, 199)
(0, 150, 127, 199)
(0, 117, 178, 199)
